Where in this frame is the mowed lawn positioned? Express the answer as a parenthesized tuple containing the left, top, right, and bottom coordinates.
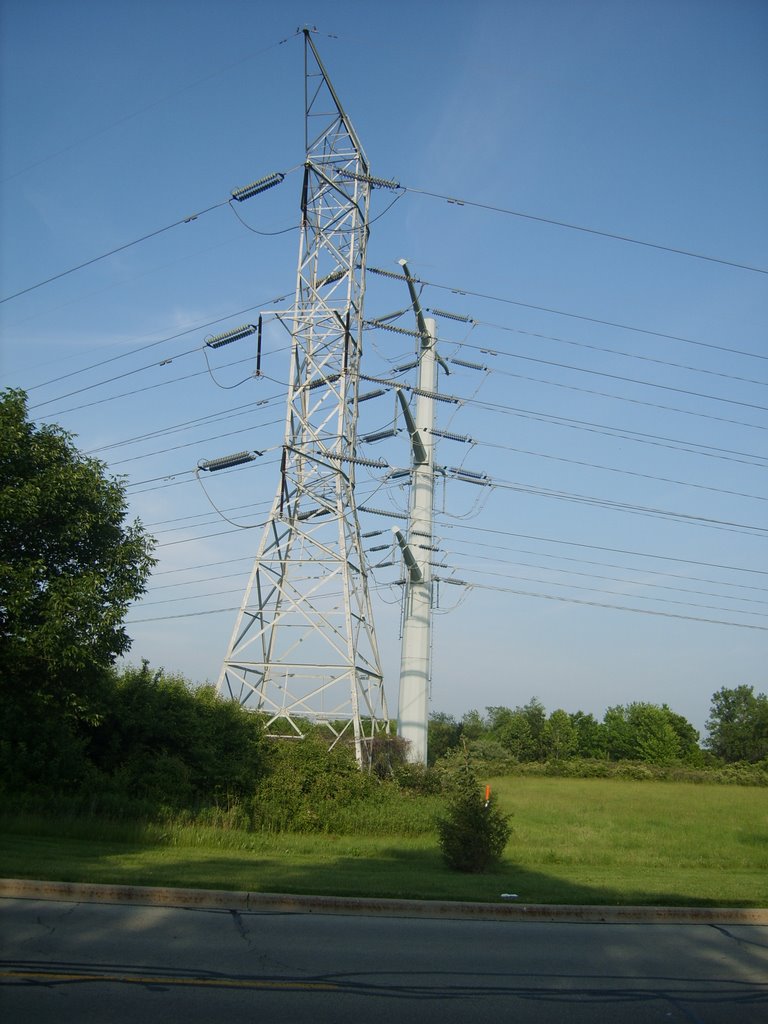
(1, 778, 766, 906)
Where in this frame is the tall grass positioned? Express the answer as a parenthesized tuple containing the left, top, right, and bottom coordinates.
(2, 776, 766, 906)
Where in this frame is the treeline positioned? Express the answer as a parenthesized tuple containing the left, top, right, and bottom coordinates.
(0, 661, 399, 829)
(0, 662, 269, 813)
(2, 661, 767, 828)
(428, 686, 768, 769)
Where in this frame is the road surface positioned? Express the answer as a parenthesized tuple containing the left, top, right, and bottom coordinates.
(2, 896, 767, 1022)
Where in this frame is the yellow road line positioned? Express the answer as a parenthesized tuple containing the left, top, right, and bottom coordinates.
(1, 969, 339, 991)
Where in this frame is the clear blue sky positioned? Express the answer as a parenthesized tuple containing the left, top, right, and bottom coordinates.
(2, 0, 766, 736)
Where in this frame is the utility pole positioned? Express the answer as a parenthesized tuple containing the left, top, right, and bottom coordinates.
(216, 30, 389, 766)
(395, 260, 440, 765)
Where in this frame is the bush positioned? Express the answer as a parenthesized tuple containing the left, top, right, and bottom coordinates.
(392, 761, 443, 794)
(436, 750, 511, 873)
(507, 757, 768, 786)
(249, 738, 379, 832)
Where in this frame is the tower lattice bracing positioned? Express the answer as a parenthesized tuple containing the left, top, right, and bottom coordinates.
(217, 31, 389, 764)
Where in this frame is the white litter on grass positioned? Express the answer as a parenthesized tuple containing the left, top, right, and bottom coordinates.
(500, 893, 519, 899)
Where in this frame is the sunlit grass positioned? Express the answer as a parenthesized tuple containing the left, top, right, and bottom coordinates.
(1, 778, 766, 906)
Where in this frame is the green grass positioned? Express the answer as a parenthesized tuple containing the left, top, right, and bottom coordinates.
(1, 778, 766, 906)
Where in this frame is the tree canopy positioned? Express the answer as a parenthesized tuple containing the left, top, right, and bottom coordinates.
(0, 389, 155, 784)
(706, 686, 768, 764)
(428, 697, 711, 768)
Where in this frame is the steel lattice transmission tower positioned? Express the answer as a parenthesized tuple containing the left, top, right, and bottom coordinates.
(217, 30, 389, 765)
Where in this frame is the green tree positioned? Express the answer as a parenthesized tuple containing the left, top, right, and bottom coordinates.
(428, 711, 463, 765)
(706, 686, 768, 763)
(487, 705, 534, 761)
(0, 390, 155, 788)
(88, 663, 268, 807)
(543, 709, 578, 760)
(460, 708, 486, 741)
(436, 750, 511, 872)
(603, 703, 699, 765)
(603, 705, 635, 761)
(662, 704, 701, 764)
(632, 707, 681, 766)
(521, 697, 547, 759)
(487, 698, 547, 761)
(569, 711, 607, 758)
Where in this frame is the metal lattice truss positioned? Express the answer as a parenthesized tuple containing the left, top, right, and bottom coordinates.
(217, 32, 389, 764)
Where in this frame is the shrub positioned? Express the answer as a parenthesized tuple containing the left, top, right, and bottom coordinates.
(436, 750, 511, 872)
(249, 738, 379, 832)
(392, 761, 443, 794)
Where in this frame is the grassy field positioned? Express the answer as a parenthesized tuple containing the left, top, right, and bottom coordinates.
(1, 777, 766, 906)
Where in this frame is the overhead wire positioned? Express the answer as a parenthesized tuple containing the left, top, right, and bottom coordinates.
(485, 475, 768, 538)
(28, 342, 202, 410)
(106, 416, 283, 467)
(0, 199, 230, 304)
(227, 201, 299, 237)
(460, 370, 768, 433)
(37, 352, 261, 420)
(468, 404, 767, 468)
(9, 145, 761, 642)
(369, 266, 768, 363)
(446, 343, 768, 414)
(431, 518, 768, 577)
(396, 182, 768, 276)
(442, 315, 768, 390)
(443, 536, 768, 595)
(442, 549, 768, 609)
(460, 434, 768, 502)
(446, 580, 768, 632)
(441, 561, 768, 620)
(1, 168, 300, 306)
(85, 398, 282, 455)
(20, 291, 293, 393)
(125, 572, 768, 632)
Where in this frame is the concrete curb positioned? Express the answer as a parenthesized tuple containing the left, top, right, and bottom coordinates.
(2, 878, 767, 925)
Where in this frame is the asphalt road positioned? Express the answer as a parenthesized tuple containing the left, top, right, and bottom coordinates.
(2, 895, 767, 1022)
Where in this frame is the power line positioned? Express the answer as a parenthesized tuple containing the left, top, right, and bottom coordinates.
(23, 292, 292, 394)
(463, 373, 768, 433)
(127, 605, 242, 623)
(125, 579, 398, 624)
(85, 399, 281, 455)
(145, 547, 768, 614)
(450, 537, 766, 608)
(398, 183, 768, 276)
(463, 344, 768, 414)
(446, 562, 768, 619)
(481, 406, 767, 468)
(0, 200, 229, 304)
(433, 519, 768, 577)
(143, 522, 767, 594)
(485, 476, 768, 538)
(451, 580, 768, 632)
(0, 173, 295, 306)
(449, 316, 768, 390)
(465, 435, 767, 502)
(28, 343, 201, 411)
(149, 569, 252, 591)
(369, 266, 768, 363)
(108, 420, 282, 468)
(151, 556, 254, 577)
(445, 537, 768, 595)
(37, 353, 259, 420)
